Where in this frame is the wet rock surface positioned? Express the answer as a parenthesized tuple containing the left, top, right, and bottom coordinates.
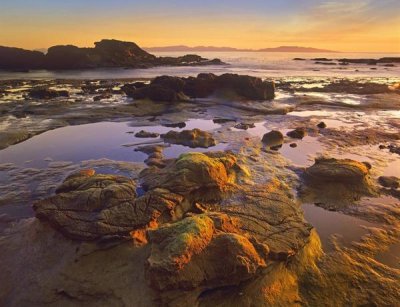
(301, 157, 376, 208)
(33, 169, 184, 240)
(1, 73, 400, 306)
(161, 128, 217, 148)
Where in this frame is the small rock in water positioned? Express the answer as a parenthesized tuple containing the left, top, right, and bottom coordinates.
(290, 143, 297, 148)
(287, 128, 307, 139)
(134, 130, 160, 138)
(162, 122, 186, 128)
(317, 122, 327, 129)
(378, 176, 400, 189)
(234, 123, 255, 130)
(262, 130, 284, 148)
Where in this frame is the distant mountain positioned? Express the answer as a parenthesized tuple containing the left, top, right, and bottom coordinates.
(257, 46, 338, 53)
(145, 45, 338, 53)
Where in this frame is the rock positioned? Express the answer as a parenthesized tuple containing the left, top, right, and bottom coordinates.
(312, 58, 333, 61)
(129, 84, 188, 102)
(0, 46, 45, 70)
(134, 130, 160, 138)
(287, 128, 307, 139)
(183, 73, 217, 98)
(215, 73, 275, 100)
(93, 93, 112, 101)
(378, 176, 400, 189)
(305, 158, 370, 184)
(317, 122, 327, 129)
(234, 123, 255, 130)
(301, 158, 376, 207)
(262, 130, 284, 148)
(388, 144, 400, 155)
(315, 61, 337, 65)
(124, 73, 275, 102)
(290, 143, 297, 148)
(293, 58, 306, 61)
(139, 152, 240, 200)
(213, 118, 236, 124)
(135, 145, 167, 167)
(161, 128, 216, 148)
(162, 122, 186, 128)
(28, 87, 69, 99)
(151, 76, 185, 92)
(146, 213, 268, 291)
(33, 170, 184, 240)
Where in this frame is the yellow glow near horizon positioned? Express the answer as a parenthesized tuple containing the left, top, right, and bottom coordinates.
(0, 2, 399, 53)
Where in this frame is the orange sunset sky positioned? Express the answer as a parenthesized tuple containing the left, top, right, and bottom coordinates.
(0, 0, 399, 52)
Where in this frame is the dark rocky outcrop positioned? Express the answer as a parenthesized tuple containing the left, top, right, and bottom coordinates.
(0, 39, 224, 71)
(123, 73, 275, 102)
(0, 46, 45, 70)
(28, 87, 69, 99)
(129, 84, 189, 102)
(161, 129, 216, 148)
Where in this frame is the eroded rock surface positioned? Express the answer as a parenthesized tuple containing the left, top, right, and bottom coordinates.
(147, 213, 268, 292)
(33, 169, 184, 240)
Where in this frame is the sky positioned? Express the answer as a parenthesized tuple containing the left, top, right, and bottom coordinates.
(0, 0, 399, 52)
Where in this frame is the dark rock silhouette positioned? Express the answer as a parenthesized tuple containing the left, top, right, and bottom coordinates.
(0, 39, 225, 70)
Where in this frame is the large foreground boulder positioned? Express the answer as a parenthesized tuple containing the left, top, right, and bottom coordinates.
(147, 213, 268, 292)
(33, 170, 184, 240)
(161, 128, 216, 148)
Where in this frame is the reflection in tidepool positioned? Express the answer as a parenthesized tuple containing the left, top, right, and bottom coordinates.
(0, 119, 225, 168)
(302, 203, 378, 252)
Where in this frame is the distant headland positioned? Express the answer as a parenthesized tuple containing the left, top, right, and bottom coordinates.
(0, 39, 225, 71)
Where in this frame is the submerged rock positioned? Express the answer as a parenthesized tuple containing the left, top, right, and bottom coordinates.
(161, 128, 216, 148)
(234, 123, 255, 130)
(287, 127, 307, 139)
(317, 121, 327, 129)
